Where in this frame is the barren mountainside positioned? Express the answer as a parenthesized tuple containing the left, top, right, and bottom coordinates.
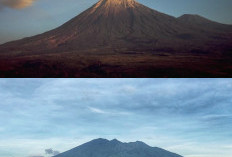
(1, 0, 231, 52)
(0, 0, 232, 77)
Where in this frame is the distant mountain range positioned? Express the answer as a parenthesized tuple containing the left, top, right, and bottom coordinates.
(0, 0, 231, 77)
(54, 138, 183, 157)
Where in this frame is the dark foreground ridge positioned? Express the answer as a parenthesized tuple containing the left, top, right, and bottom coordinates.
(0, 0, 232, 77)
(53, 138, 183, 157)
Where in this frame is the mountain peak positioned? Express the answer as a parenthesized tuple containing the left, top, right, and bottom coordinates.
(92, 0, 138, 13)
(91, 138, 109, 142)
(90, 138, 121, 144)
(99, 0, 137, 6)
(135, 140, 147, 144)
(54, 138, 183, 157)
(110, 139, 121, 143)
(178, 14, 208, 21)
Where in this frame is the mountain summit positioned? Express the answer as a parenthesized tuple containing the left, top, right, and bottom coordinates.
(93, 0, 138, 9)
(0, 0, 231, 77)
(53, 138, 183, 157)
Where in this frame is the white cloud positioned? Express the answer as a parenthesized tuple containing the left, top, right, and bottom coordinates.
(87, 106, 131, 116)
(88, 106, 106, 114)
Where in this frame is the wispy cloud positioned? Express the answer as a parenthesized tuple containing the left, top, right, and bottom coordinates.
(88, 106, 106, 114)
(87, 106, 131, 116)
(0, 0, 36, 9)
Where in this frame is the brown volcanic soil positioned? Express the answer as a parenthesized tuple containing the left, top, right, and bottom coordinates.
(0, 0, 232, 77)
(1, 48, 232, 77)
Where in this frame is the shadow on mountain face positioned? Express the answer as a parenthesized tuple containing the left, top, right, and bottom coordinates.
(0, 0, 232, 77)
(54, 138, 183, 157)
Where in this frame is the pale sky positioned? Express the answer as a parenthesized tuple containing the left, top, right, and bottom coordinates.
(0, 79, 232, 157)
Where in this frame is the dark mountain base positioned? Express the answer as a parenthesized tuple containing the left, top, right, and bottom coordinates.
(1, 48, 232, 77)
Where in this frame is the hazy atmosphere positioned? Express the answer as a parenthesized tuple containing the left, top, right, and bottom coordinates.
(0, 79, 231, 157)
(0, 0, 232, 44)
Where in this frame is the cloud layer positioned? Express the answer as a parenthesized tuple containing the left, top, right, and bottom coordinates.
(0, 0, 35, 9)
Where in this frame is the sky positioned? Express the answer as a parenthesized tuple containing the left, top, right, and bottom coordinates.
(0, 0, 232, 44)
(0, 78, 232, 157)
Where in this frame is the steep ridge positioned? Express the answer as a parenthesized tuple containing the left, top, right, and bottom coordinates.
(1, 0, 231, 53)
(54, 138, 183, 157)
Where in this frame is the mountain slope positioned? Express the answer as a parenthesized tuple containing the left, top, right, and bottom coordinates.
(0, 0, 183, 51)
(54, 138, 183, 157)
(1, 0, 231, 53)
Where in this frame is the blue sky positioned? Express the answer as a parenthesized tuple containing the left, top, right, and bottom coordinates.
(0, 0, 232, 44)
(0, 79, 232, 157)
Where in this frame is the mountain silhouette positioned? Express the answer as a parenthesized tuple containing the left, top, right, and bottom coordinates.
(0, 0, 231, 77)
(53, 138, 183, 157)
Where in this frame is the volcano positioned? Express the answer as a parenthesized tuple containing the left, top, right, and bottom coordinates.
(54, 138, 183, 157)
(0, 0, 232, 77)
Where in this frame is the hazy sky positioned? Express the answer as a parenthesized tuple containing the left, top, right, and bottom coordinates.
(0, 79, 232, 157)
(0, 0, 232, 44)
